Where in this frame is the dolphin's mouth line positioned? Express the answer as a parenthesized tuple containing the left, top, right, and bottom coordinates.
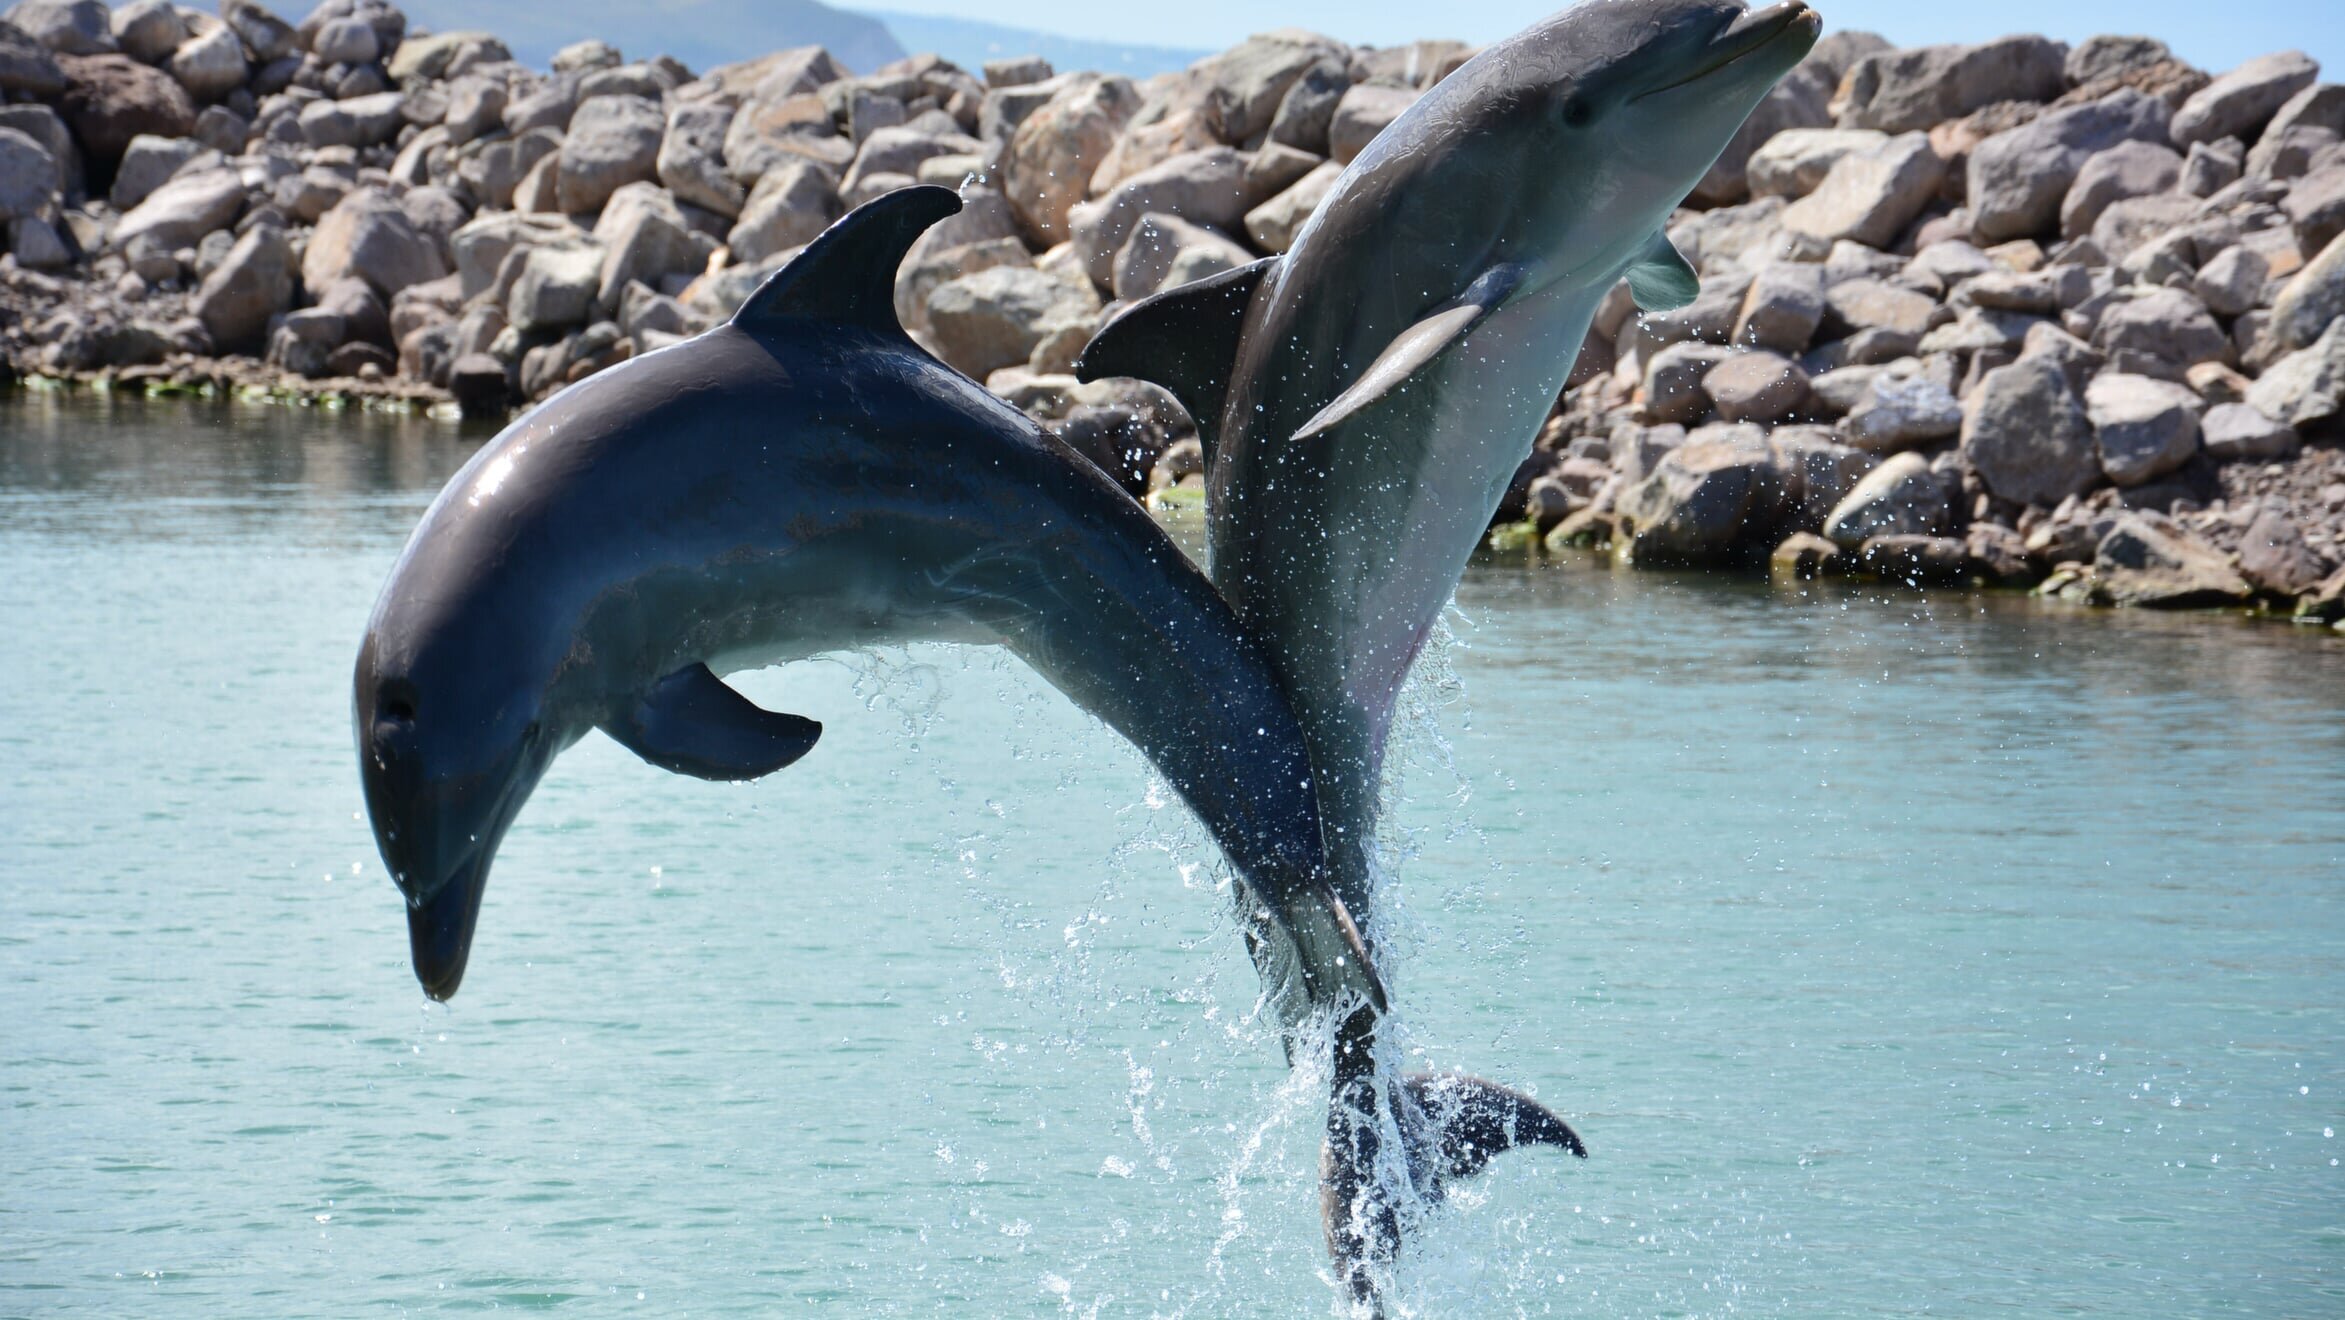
(1632, 0, 1818, 100)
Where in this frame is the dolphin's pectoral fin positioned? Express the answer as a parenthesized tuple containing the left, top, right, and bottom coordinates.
(604, 664, 823, 781)
(1402, 1072, 1587, 1190)
(732, 185, 963, 339)
(1293, 263, 1527, 443)
(1624, 230, 1700, 312)
(1074, 255, 1276, 463)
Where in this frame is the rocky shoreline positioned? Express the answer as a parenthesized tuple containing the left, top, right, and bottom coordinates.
(0, 2, 2340, 625)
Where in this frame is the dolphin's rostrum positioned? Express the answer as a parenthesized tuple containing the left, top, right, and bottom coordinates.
(354, 185, 1383, 1016)
(1083, 0, 1820, 1303)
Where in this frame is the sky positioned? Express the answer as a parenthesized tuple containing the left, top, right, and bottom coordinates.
(870, 0, 2345, 82)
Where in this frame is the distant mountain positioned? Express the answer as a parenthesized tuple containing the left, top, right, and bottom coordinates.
(393, 0, 906, 76)
(859, 10, 1209, 79)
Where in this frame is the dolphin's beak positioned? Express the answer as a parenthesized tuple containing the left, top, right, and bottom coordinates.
(406, 854, 489, 1000)
(1639, 0, 1822, 99)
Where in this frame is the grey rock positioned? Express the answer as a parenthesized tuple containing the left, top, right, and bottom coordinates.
(2172, 50, 2319, 146)
(1691, 59, 1835, 206)
(1836, 36, 2068, 135)
(1823, 277, 1942, 339)
(165, 22, 245, 101)
(2059, 139, 2183, 239)
(2182, 137, 2245, 195)
(1970, 91, 2172, 243)
(221, 0, 296, 64)
(2263, 231, 2345, 354)
(1703, 350, 1809, 421)
(111, 165, 242, 250)
(449, 210, 578, 299)
(2065, 36, 2175, 88)
(442, 75, 507, 146)
(725, 158, 840, 265)
(551, 39, 621, 74)
(1069, 145, 1248, 288)
(2201, 402, 2301, 460)
(1733, 263, 1826, 352)
(2285, 164, 2345, 251)
(1780, 132, 1945, 249)
(2019, 319, 2107, 393)
(1000, 73, 1138, 246)
(658, 101, 742, 218)
(506, 241, 604, 332)
(267, 305, 344, 377)
(1183, 28, 1346, 145)
(1772, 427, 1879, 525)
(2092, 286, 2231, 380)
(1746, 127, 1888, 199)
(2193, 243, 2268, 316)
(304, 185, 446, 299)
(593, 183, 716, 307)
(1267, 56, 1348, 156)
(1839, 372, 1963, 452)
(56, 51, 198, 164)
(2236, 508, 2327, 595)
(2249, 83, 2345, 174)
(982, 56, 1051, 89)
(2091, 513, 2253, 607)
(110, 0, 184, 63)
(1110, 210, 1251, 301)
(106, 131, 196, 209)
(190, 103, 247, 153)
(300, 90, 405, 148)
(10, 0, 110, 54)
(558, 94, 663, 215)
(1328, 83, 1416, 164)
(2244, 318, 2345, 426)
(1857, 534, 1971, 584)
(843, 124, 982, 197)
(9, 211, 67, 266)
(924, 263, 1100, 378)
(2085, 371, 2202, 486)
(385, 30, 507, 84)
(1962, 355, 2101, 506)
(1613, 437, 1784, 565)
(0, 16, 64, 95)
(1239, 156, 1335, 251)
(0, 124, 56, 216)
(1641, 341, 1735, 424)
(311, 15, 377, 66)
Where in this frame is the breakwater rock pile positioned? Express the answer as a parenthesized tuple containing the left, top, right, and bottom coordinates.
(0, 2, 2340, 620)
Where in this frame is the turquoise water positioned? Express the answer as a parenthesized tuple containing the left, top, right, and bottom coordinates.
(2, 391, 2341, 1316)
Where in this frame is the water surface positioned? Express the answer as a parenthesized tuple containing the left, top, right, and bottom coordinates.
(2, 392, 2340, 1315)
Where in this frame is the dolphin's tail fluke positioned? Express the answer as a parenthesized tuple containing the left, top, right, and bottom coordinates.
(1320, 1009, 1585, 1312)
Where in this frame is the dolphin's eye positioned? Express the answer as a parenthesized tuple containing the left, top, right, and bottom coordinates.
(1559, 94, 1597, 129)
(378, 682, 418, 724)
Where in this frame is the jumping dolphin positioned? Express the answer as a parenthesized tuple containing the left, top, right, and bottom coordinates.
(1080, 0, 1821, 1302)
(353, 185, 1383, 1018)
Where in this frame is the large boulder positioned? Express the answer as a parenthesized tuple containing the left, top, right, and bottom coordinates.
(109, 0, 185, 63)
(1780, 132, 1945, 248)
(1821, 451, 1949, 547)
(657, 101, 742, 218)
(593, 183, 717, 306)
(2171, 50, 2319, 145)
(1690, 55, 1836, 205)
(2084, 372, 2202, 486)
(1069, 146, 1248, 288)
(219, 0, 295, 63)
(506, 242, 605, 332)
(1968, 91, 2171, 242)
(1835, 37, 2069, 134)
(2091, 514, 2253, 607)
(2237, 507, 2329, 596)
(1747, 127, 1888, 199)
(2091, 287, 2231, 380)
(1000, 73, 1139, 246)
(2059, 140, 2183, 238)
(557, 94, 664, 215)
(9, 0, 111, 54)
(1612, 438, 1783, 565)
(1838, 372, 1963, 453)
(192, 220, 293, 352)
(54, 52, 195, 174)
(725, 158, 841, 265)
(449, 210, 579, 299)
(2200, 402, 2300, 460)
(166, 21, 245, 101)
(1328, 83, 1417, 163)
(2285, 165, 2345, 252)
(305, 187, 448, 300)
(110, 165, 242, 249)
(1111, 211, 1251, 301)
(1961, 356, 2101, 507)
(925, 264, 1101, 378)
(1244, 159, 1340, 253)
(299, 90, 405, 148)
(385, 29, 507, 84)
(1174, 28, 1345, 145)
(0, 19, 65, 96)
(0, 125, 56, 217)
(2244, 318, 2345, 427)
(1702, 351, 1809, 422)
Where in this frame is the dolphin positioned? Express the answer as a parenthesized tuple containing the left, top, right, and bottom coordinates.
(353, 185, 1383, 1021)
(1079, 0, 1820, 1302)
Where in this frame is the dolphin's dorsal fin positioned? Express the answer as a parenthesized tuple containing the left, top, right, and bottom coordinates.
(732, 185, 963, 337)
(604, 663, 823, 781)
(1075, 256, 1276, 462)
(1624, 230, 1699, 312)
(1292, 263, 1526, 443)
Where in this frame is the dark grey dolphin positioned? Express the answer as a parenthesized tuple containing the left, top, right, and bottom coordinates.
(1081, 0, 1819, 1302)
(353, 185, 1382, 1020)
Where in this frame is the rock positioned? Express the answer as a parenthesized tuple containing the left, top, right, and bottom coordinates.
(111, 165, 242, 249)
(2249, 83, 2345, 174)
(1747, 127, 1888, 198)
(1771, 426, 1878, 524)
(506, 242, 604, 332)
(299, 90, 405, 148)
(1858, 534, 1971, 584)
(10, 0, 109, 54)
(593, 184, 715, 306)
(266, 305, 344, 377)
(0, 125, 56, 217)
(1780, 132, 1945, 249)
(9, 213, 67, 265)
(658, 101, 741, 218)
(2286, 164, 2345, 251)
(448, 210, 577, 299)
(726, 159, 840, 266)
(2236, 507, 2327, 595)
(557, 94, 664, 215)
(1069, 146, 1248, 288)
(110, 0, 183, 63)
(2192, 243, 2269, 317)
(1771, 530, 1844, 577)
(1703, 351, 1808, 422)
(1734, 263, 1825, 352)
(54, 52, 196, 172)
(1267, 55, 1347, 155)
(1836, 37, 2068, 135)
(1001, 73, 1138, 246)
(2172, 50, 2319, 146)
(2086, 191, 2201, 269)
(459, 125, 559, 212)
(1965, 521, 2037, 583)
(311, 15, 377, 65)
(442, 75, 508, 147)
(2092, 287, 2231, 381)
(1691, 58, 1835, 206)
(1087, 106, 1218, 196)
(190, 103, 245, 153)
(104, 131, 194, 209)
(2182, 137, 2244, 196)
(844, 124, 983, 199)
(2244, 319, 2345, 426)
(2065, 36, 2174, 88)
(385, 30, 507, 84)
(2085, 372, 2202, 486)
(1328, 83, 1416, 163)
(1962, 356, 2101, 506)
(304, 186, 447, 300)
(1822, 451, 1949, 547)
(220, 0, 295, 63)
(1613, 438, 1783, 565)
(1839, 372, 1963, 452)
(1641, 342, 1734, 424)
(2296, 567, 2345, 623)
(2200, 401, 2300, 460)
(983, 56, 1051, 89)
(2091, 513, 2253, 607)
(925, 264, 1100, 378)
(166, 22, 246, 101)
(2021, 320, 2108, 394)
(2061, 141, 2184, 245)
(1970, 91, 2171, 243)
(1111, 211, 1251, 301)
(1822, 277, 1942, 342)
